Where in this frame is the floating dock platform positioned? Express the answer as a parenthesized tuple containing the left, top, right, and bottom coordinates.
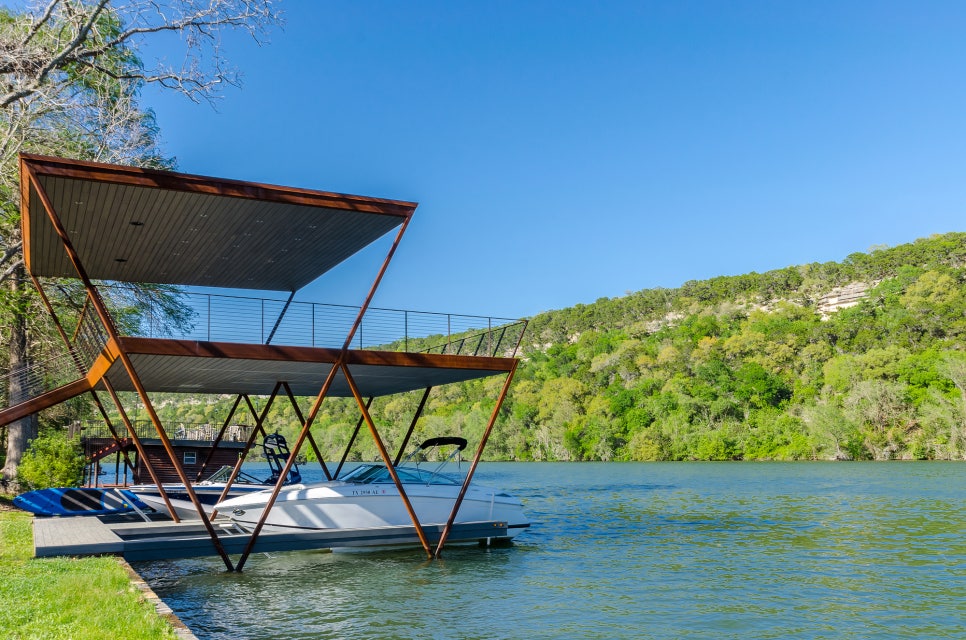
(33, 515, 509, 562)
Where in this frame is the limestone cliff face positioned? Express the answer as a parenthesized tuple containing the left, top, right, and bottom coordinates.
(816, 282, 873, 319)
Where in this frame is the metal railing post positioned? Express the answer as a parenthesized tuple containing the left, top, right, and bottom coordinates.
(488, 318, 492, 357)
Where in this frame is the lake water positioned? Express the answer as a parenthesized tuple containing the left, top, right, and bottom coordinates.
(134, 462, 965, 639)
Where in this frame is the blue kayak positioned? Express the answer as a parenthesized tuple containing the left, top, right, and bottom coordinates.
(13, 487, 149, 516)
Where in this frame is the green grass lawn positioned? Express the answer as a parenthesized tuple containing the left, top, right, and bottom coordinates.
(0, 498, 180, 640)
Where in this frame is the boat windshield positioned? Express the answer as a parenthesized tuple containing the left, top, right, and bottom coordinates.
(203, 466, 262, 485)
(340, 463, 461, 486)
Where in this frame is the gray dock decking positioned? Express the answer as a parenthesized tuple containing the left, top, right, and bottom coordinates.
(33, 515, 510, 562)
(33, 515, 125, 556)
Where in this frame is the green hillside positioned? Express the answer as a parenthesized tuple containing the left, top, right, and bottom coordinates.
(508, 232, 966, 461)
(103, 232, 966, 462)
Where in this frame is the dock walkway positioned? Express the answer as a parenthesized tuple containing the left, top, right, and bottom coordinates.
(33, 515, 125, 556)
(33, 515, 509, 562)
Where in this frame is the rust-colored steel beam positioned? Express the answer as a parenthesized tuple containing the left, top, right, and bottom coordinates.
(334, 396, 372, 478)
(69, 296, 91, 343)
(25, 166, 235, 571)
(342, 363, 433, 559)
(196, 394, 245, 481)
(245, 393, 276, 444)
(211, 387, 283, 518)
(87, 387, 138, 479)
(111, 335, 517, 376)
(265, 290, 296, 345)
(35, 277, 140, 478)
(341, 217, 410, 352)
(240, 202, 415, 567)
(100, 377, 179, 521)
(0, 378, 90, 427)
(212, 388, 280, 511)
(281, 381, 330, 480)
(242, 394, 261, 425)
(21, 153, 418, 218)
(393, 386, 432, 466)
(241, 392, 274, 442)
(33, 278, 139, 480)
(235, 361, 344, 571)
(435, 360, 518, 558)
(511, 319, 529, 357)
(18, 154, 31, 260)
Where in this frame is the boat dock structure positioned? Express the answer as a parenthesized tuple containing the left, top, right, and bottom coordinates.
(33, 513, 510, 562)
(1, 154, 526, 571)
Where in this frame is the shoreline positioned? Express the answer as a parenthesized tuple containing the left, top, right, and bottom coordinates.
(120, 558, 199, 640)
(0, 500, 195, 640)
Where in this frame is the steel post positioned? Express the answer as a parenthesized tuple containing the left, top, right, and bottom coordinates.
(393, 386, 432, 466)
(235, 362, 343, 571)
(342, 363, 433, 559)
(435, 361, 518, 557)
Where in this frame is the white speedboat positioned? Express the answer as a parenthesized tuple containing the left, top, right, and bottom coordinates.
(215, 437, 529, 545)
(130, 433, 302, 519)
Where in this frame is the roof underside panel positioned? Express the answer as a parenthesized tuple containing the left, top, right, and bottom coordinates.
(98, 351, 511, 397)
(22, 156, 414, 291)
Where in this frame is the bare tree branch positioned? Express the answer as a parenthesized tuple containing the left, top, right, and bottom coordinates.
(21, 0, 60, 47)
(0, 240, 22, 266)
(0, 255, 23, 284)
(1, 0, 280, 108)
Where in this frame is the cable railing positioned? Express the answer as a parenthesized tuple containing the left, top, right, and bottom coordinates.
(68, 305, 110, 370)
(0, 351, 82, 408)
(130, 290, 528, 357)
(1, 290, 527, 412)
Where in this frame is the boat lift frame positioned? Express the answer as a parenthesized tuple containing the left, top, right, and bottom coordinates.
(7, 154, 525, 571)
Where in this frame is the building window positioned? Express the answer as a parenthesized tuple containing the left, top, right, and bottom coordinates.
(184, 451, 197, 465)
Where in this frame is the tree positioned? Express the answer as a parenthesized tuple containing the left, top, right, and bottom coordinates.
(842, 380, 910, 460)
(934, 352, 966, 459)
(0, 0, 280, 488)
(16, 429, 85, 489)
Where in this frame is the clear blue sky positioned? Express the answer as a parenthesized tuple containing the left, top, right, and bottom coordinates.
(137, 1, 966, 319)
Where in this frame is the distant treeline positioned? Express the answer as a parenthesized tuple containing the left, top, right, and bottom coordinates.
(114, 232, 966, 462)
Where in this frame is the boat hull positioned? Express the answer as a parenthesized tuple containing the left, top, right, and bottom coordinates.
(218, 482, 529, 543)
(129, 483, 267, 520)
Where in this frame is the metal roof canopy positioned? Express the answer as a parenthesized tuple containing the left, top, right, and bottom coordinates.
(17, 154, 517, 398)
(20, 154, 416, 291)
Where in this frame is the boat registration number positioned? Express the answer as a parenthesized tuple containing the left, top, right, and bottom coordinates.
(351, 489, 387, 496)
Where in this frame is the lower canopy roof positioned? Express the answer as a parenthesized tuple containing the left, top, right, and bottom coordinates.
(94, 338, 514, 397)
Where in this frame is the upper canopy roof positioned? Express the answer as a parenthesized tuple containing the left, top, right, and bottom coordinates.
(20, 154, 416, 291)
